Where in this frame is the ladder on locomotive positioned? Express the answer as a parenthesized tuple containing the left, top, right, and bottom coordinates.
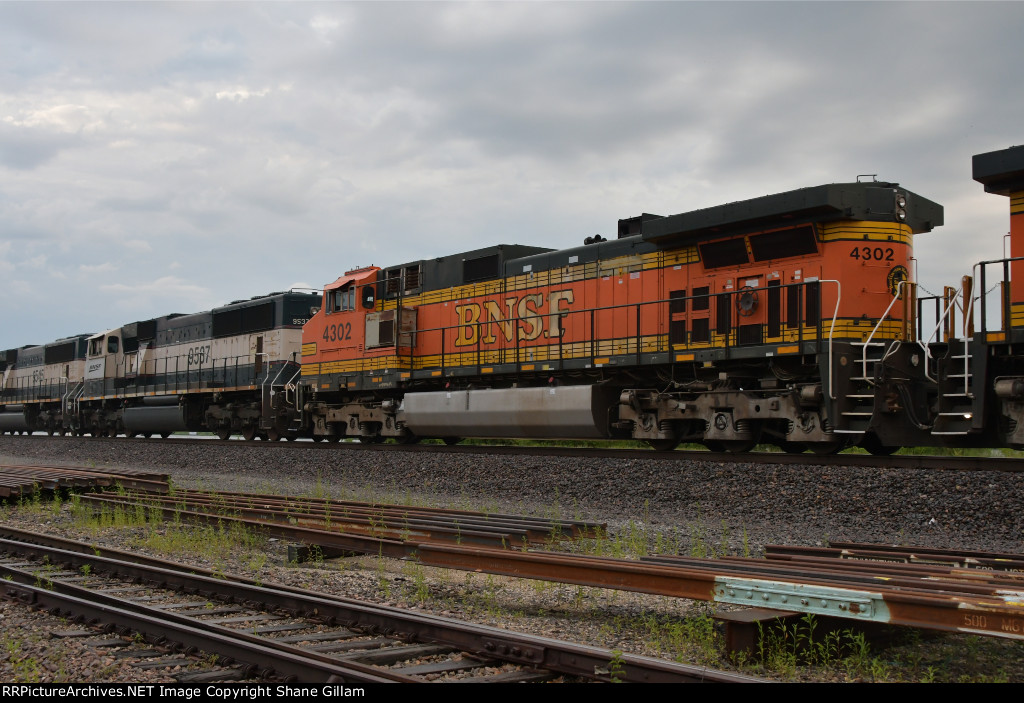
(835, 280, 920, 435)
(931, 281, 977, 436)
(838, 279, 977, 437)
(836, 340, 889, 434)
(932, 338, 975, 435)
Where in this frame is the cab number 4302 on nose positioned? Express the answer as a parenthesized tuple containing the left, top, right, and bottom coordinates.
(323, 322, 352, 342)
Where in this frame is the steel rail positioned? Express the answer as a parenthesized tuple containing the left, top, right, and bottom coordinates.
(99, 492, 532, 548)
(112, 488, 594, 546)
(768, 542, 1024, 571)
(0, 579, 406, 683)
(643, 553, 1024, 597)
(149, 487, 603, 539)
(5, 433, 1023, 473)
(413, 544, 1024, 641)
(0, 463, 170, 496)
(0, 533, 759, 684)
(71, 491, 1024, 641)
(77, 492, 416, 559)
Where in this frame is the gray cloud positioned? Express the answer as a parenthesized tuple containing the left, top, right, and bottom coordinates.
(0, 1, 1020, 348)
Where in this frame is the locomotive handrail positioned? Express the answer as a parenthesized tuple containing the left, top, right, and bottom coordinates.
(397, 279, 844, 402)
(859, 280, 923, 386)
(411, 282, 837, 359)
(876, 281, 940, 386)
(281, 364, 302, 408)
(59, 376, 71, 418)
(971, 255, 1024, 337)
(257, 352, 272, 418)
(268, 357, 292, 391)
(916, 285, 963, 386)
(817, 279, 841, 400)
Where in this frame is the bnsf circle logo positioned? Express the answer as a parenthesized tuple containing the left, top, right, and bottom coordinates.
(887, 265, 909, 298)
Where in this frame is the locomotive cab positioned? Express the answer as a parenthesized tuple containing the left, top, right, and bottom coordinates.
(84, 329, 122, 396)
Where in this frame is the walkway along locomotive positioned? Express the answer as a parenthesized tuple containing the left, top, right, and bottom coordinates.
(2, 144, 1024, 454)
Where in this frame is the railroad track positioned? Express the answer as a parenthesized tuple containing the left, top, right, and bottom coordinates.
(3, 432, 1022, 472)
(47, 484, 1024, 644)
(0, 528, 758, 684)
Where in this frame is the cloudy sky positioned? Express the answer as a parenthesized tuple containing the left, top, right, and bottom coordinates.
(1, 1, 1021, 350)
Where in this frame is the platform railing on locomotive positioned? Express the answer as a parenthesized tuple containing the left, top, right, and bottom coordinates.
(972, 255, 1024, 335)
(416, 280, 844, 359)
(100, 351, 280, 396)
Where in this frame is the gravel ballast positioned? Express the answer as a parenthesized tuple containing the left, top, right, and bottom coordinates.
(1, 435, 1022, 683)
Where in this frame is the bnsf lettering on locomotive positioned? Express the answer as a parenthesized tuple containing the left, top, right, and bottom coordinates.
(455, 289, 574, 347)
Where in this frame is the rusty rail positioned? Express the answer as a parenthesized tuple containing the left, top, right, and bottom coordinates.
(765, 542, 1024, 572)
(70, 487, 1024, 642)
(0, 464, 169, 497)
(79, 489, 602, 551)
(0, 527, 759, 683)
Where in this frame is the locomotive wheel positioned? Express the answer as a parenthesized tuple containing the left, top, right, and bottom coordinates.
(143, 432, 152, 439)
(720, 440, 757, 454)
(325, 434, 339, 443)
(776, 441, 807, 454)
(266, 428, 281, 442)
(859, 432, 897, 456)
(312, 434, 325, 442)
(160, 432, 171, 439)
(647, 437, 681, 452)
(242, 426, 258, 442)
(358, 434, 382, 444)
(808, 441, 844, 455)
(442, 437, 462, 446)
(216, 428, 232, 441)
(703, 441, 725, 452)
(397, 432, 421, 445)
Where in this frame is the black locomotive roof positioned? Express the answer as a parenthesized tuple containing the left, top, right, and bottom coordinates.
(973, 145, 1024, 196)
(640, 182, 943, 246)
(507, 235, 657, 275)
(383, 244, 552, 294)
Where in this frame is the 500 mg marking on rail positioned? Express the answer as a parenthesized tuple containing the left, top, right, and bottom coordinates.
(961, 612, 1024, 635)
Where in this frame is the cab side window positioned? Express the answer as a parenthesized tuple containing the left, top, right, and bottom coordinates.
(326, 285, 357, 313)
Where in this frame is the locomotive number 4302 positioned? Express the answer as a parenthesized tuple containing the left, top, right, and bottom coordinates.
(323, 322, 352, 342)
(850, 246, 895, 262)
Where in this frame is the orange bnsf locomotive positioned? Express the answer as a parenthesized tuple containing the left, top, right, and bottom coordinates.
(3, 144, 1024, 454)
(297, 178, 939, 454)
